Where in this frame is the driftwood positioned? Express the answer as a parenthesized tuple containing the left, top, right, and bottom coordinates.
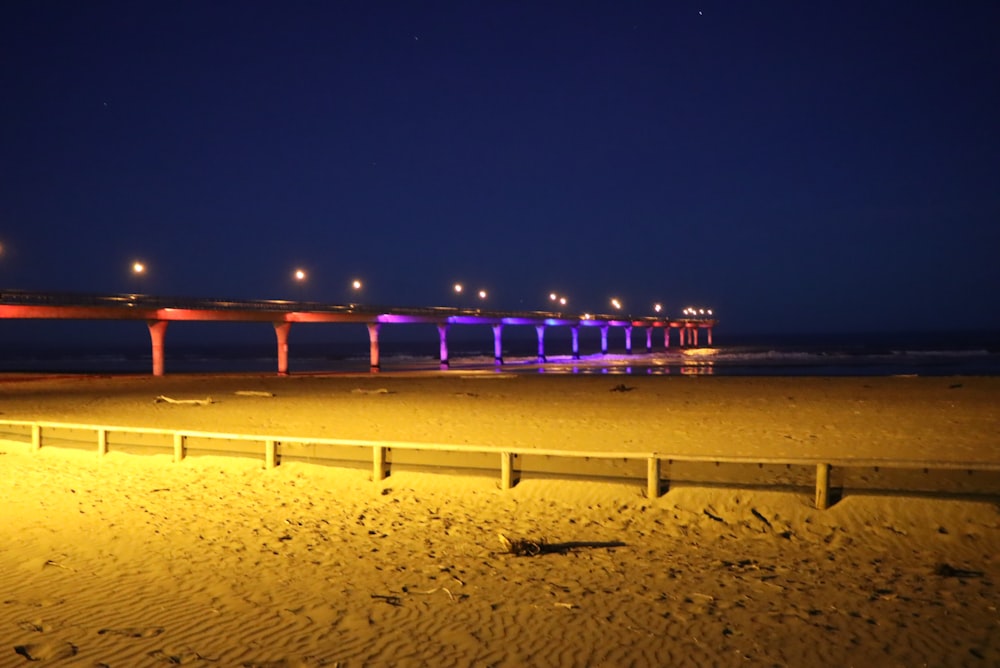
(234, 390, 274, 397)
(154, 395, 214, 406)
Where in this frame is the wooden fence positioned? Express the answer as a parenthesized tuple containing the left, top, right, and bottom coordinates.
(2, 418, 999, 509)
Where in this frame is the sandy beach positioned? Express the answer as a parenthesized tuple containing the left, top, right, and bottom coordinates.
(1, 373, 999, 666)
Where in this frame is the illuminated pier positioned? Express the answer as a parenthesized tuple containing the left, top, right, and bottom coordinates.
(0, 291, 717, 376)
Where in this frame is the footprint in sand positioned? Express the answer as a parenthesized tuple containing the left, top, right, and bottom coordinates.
(98, 626, 165, 639)
(148, 648, 217, 664)
(17, 620, 51, 633)
(14, 640, 78, 661)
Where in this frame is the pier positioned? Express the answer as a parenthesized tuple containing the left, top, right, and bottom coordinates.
(0, 290, 717, 376)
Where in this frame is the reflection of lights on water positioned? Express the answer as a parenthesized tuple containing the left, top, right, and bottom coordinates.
(682, 348, 717, 357)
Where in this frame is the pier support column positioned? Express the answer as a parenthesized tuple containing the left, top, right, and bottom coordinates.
(367, 323, 381, 371)
(625, 326, 633, 354)
(664, 327, 671, 349)
(645, 327, 653, 353)
(600, 326, 609, 355)
(492, 324, 503, 365)
(707, 327, 713, 346)
(438, 324, 449, 367)
(273, 322, 291, 376)
(147, 320, 169, 377)
(693, 327, 700, 346)
(571, 326, 580, 360)
(679, 327, 687, 347)
(535, 325, 546, 363)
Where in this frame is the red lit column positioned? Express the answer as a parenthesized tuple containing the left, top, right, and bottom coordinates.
(273, 322, 291, 375)
(367, 323, 381, 370)
(147, 320, 169, 376)
(492, 324, 503, 365)
(693, 327, 700, 346)
(679, 327, 687, 347)
(707, 327, 713, 346)
(601, 326, 609, 355)
(664, 326, 671, 349)
(535, 325, 546, 363)
(571, 326, 580, 360)
(625, 326, 633, 354)
(438, 324, 449, 367)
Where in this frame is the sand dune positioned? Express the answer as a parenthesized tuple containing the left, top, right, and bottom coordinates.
(1, 374, 999, 666)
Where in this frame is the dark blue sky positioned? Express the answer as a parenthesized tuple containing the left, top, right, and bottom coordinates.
(3, 2, 999, 336)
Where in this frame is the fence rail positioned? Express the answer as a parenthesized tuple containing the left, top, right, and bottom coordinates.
(3, 418, 999, 509)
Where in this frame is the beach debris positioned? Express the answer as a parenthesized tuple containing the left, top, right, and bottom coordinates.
(43, 559, 73, 571)
(351, 387, 392, 395)
(609, 383, 635, 392)
(234, 390, 274, 397)
(410, 586, 457, 601)
(934, 563, 984, 578)
(154, 395, 214, 405)
(703, 508, 725, 523)
(750, 508, 773, 529)
(498, 532, 544, 557)
(370, 593, 402, 606)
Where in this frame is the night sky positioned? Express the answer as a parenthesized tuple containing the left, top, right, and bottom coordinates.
(2, 2, 999, 337)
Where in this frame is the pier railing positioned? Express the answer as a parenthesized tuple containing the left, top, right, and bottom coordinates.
(2, 418, 998, 509)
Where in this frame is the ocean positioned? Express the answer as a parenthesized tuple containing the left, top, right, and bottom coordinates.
(0, 329, 997, 377)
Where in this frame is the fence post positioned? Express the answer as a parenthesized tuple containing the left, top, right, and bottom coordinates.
(97, 428, 108, 456)
(647, 457, 661, 499)
(373, 446, 387, 482)
(173, 433, 185, 463)
(501, 452, 514, 490)
(265, 439, 277, 469)
(815, 463, 831, 510)
(31, 424, 41, 451)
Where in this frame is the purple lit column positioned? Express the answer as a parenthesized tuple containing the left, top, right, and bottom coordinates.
(625, 326, 633, 354)
(664, 327, 670, 349)
(535, 325, 546, 363)
(492, 324, 503, 365)
(147, 320, 169, 377)
(571, 326, 580, 360)
(601, 326, 609, 355)
(645, 327, 653, 353)
(273, 322, 290, 376)
(367, 323, 381, 370)
(438, 324, 449, 367)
